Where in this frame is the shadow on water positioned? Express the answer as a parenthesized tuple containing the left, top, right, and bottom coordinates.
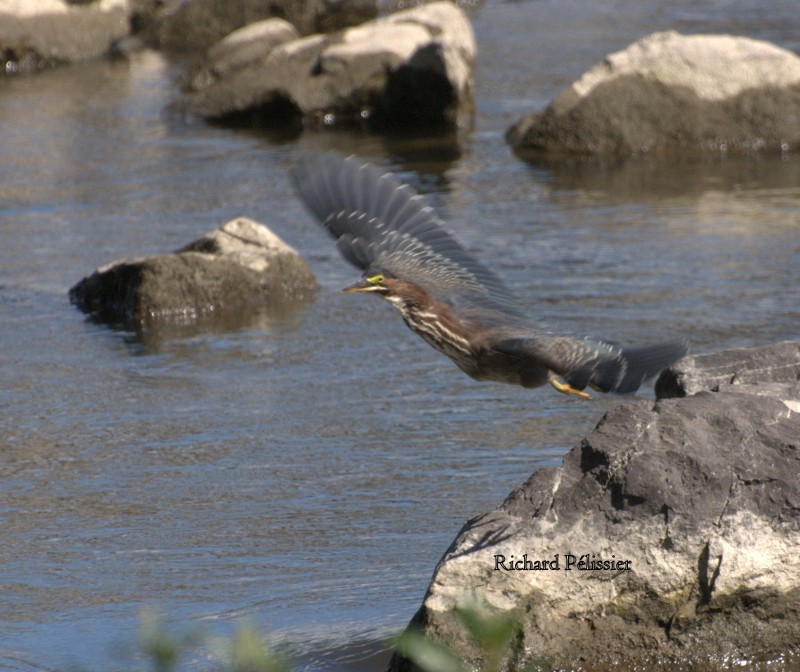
(291, 637, 394, 672)
(83, 296, 315, 355)
(518, 152, 800, 202)
(290, 127, 467, 191)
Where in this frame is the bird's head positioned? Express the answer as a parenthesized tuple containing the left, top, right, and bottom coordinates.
(342, 273, 394, 297)
(342, 273, 425, 314)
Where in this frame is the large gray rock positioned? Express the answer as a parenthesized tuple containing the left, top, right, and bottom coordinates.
(187, 1, 475, 130)
(149, 0, 376, 53)
(507, 31, 800, 157)
(390, 346, 800, 670)
(69, 217, 318, 325)
(0, 0, 129, 72)
(656, 341, 800, 404)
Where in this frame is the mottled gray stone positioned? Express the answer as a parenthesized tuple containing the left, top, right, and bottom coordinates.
(507, 31, 800, 157)
(69, 217, 318, 325)
(656, 341, 800, 402)
(188, 18, 300, 90)
(186, 1, 475, 130)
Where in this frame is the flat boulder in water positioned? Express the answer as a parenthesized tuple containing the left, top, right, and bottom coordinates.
(507, 31, 800, 157)
(69, 217, 318, 326)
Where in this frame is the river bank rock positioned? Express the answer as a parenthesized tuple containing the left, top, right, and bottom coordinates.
(186, 1, 475, 130)
(390, 343, 800, 671)
(69, 217, 318, 325)
(146, 0, 376, 53)
(507, 31, 800, 157)
(656, 341, 800, 402)
(0, 0, 129, 73)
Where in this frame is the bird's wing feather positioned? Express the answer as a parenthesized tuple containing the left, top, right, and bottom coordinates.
(290, 153, 525, 315)
(493, 335, 688, 393)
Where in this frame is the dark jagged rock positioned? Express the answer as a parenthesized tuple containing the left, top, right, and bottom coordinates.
(186, 1, 475, 131)
(656, 341, 800, 401)
(390, 343, 800, 671)
(507, 31, 800, 157)
(69, 217, 318, 325)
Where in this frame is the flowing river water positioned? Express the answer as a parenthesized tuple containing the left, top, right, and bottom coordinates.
(1, 0, 799, 669)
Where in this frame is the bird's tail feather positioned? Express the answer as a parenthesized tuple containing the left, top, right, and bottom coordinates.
(583, 341, 688, 393)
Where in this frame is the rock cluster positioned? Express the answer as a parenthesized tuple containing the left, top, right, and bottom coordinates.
(69, 217, 318, 325)
(7, 4, 800, 147)
(185, 2, 476, 129)
(390, 341, 800, 671)
(2, 0, 475, 132)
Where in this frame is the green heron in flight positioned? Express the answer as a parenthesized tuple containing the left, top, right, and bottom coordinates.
(290, 154, 686, 399)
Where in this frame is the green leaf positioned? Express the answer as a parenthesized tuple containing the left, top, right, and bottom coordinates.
(393, 629, 467, 672)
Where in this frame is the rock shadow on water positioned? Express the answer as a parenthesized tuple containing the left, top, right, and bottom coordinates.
(110, 297, 314, 355)
(294, 126, 466, 175)
(514, 152, 800, 202)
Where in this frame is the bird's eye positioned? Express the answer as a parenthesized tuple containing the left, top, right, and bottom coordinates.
(367, 274, 385, 285)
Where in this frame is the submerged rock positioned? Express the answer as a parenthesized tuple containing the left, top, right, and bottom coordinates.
(507, 31, 800, 157)
(390, 342, 800, 671)
(0, 0, 129, 72)
(187, 1, 475, 130)
(69, 217, 318, 325)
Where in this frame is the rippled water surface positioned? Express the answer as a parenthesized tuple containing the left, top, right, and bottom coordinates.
(1, 1, 799, 670)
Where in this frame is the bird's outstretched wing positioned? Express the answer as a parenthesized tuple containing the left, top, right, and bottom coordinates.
(291, 152, 688, 395)
(493, 334, 688, 393)
(290, 153, 525, 315)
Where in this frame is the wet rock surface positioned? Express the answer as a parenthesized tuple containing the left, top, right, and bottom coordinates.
(69, 217, 318, 326)
(186, 1, 475, 130)
(390, 342, 800, 671)
(507, 31, 800, 157)
(656, 341, 800, 402)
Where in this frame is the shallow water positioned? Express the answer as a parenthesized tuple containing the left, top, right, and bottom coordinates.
(1, 1, 799, 670)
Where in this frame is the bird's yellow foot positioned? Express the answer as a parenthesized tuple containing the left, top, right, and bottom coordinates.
(549, 376, 592, 399)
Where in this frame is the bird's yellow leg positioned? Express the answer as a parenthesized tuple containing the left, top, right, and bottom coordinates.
(548, 375, 592, 400)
